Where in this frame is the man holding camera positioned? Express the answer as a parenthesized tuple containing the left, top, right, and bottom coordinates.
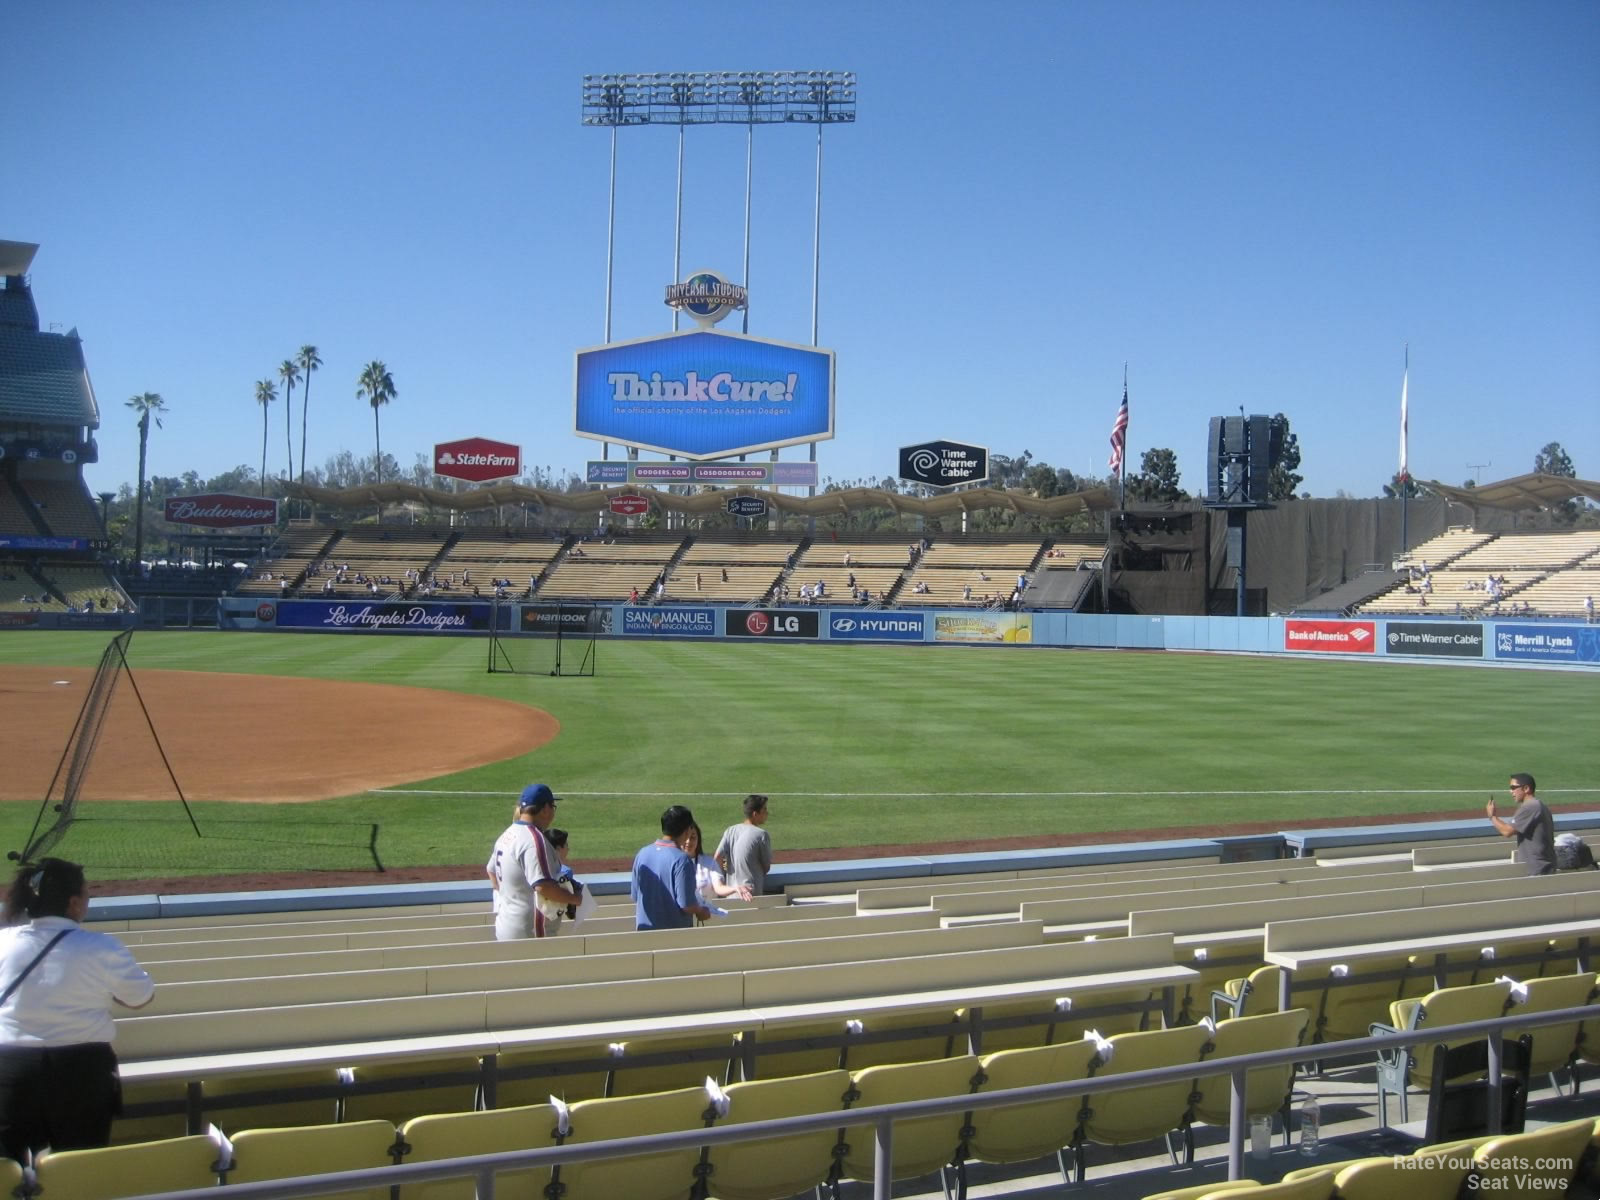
(487, 783, 584, 939)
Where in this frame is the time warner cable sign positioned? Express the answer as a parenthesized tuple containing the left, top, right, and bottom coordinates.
(574, 330, 835, 460)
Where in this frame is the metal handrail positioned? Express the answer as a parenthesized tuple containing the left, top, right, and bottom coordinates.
(116, 1002, 1600, 1200)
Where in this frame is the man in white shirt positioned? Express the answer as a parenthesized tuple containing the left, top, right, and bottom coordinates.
(486, 784, 583, 939)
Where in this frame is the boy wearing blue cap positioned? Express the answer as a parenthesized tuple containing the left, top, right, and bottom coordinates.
(486, 783, 584, 939)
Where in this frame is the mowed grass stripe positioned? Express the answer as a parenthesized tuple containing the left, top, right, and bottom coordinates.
(0, 631, 1593, 878)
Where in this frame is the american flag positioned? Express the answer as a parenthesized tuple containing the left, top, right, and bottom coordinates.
(1107, 386, 1130, 474)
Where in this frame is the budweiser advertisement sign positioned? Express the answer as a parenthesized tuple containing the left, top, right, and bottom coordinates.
(1284, 619, 1377, 654)
(434, 437, 521, 483)
(610, 493, 650, 516)
(164, 494, 278, 528)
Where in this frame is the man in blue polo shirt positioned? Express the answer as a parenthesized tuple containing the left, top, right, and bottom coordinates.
(632, 805, 710, 930)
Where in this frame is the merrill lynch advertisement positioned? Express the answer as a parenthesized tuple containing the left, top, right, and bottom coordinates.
(623, 607, 716, 637)
(933, 613, 1033, 644)
(1383, 622, 1484, 658)
(829, 613, 926, 642)
(574, 330, 834, 460)
(273, 601, 493, 632)
(1494, 623, 1600, 664)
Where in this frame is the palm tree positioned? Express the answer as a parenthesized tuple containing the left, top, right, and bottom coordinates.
(296, 345, 321, 486)
(125, 392, 168, 569)
(278, 359, 300, 485)
(356, 360, 396, 482)
(254, 379, 277, 496)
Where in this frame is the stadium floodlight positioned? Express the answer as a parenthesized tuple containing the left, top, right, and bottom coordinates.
(582, 70, 857, 126)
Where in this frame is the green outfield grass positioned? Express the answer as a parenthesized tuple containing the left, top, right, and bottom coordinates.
(0, 630, 1595, 880)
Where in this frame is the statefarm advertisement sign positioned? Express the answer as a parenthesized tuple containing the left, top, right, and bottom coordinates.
(1284, 619, 1376, 654)
(165, 493, 278, 527)
(434, 437, 521, 483)
(574, 329, 835, 460)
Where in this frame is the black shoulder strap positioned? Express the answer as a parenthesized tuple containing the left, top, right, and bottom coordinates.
(0, 929, 72, 1006)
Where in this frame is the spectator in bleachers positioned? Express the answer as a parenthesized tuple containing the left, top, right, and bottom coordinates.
(628, 586, 640, 604)
(0, 858, 154, 1161)
(631, 806, 708, 931)
(1586, 595, 1594, 623)
(486, 784, 582, 940)
(535, 827, 581, 936)
(1487, 773, 1555, 876)
(683, 822, 750, 916)
(715, 794, 773, 898)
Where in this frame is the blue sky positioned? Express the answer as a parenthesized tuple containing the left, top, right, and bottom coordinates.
(8, 0, 1598, 500)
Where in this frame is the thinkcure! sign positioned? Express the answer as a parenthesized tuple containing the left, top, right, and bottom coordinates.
(165, 494, 278, 528)
(434, 437, 521, 483)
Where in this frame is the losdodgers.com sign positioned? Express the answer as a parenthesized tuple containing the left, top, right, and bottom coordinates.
(623, 607, 716, 637)
(1494, 623, 1599, 664)
(829, 613, 926, 642)
(574, 329, 834, 460)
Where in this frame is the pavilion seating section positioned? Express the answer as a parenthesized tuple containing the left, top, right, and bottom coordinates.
(901, 535, 1045, 607)
(1358, 528, 1600, 616)
(537, 533, 682, 601)
(16, 474, 103, 538)
(666, 533, 798, 604)
(435, 530, 564, 595)
(309, 527, 453, 599)
(1512, 565, 1600, 619)
(1038, 537, 1107, 571)
(234, 526, 341, 597)
(787, 535, 905, 605)
(1391, 526, 1495, 572)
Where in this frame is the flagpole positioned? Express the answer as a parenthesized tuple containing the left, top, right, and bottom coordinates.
(1400, 343, 1410, 555)
(1119, 363, 1128, 508)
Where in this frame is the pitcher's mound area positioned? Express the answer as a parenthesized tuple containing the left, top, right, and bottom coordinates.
(0, 666, 558, 803)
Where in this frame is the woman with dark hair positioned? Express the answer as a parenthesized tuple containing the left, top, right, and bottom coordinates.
(0, 858, 154, 1162)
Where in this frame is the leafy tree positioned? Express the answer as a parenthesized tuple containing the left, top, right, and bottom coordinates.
(125, 392, 167, 567)
(1535, 442, 1576, 478)
(1126, 448, 1185, 503)
(1266, 414, 1302, 500)
(1535, 441, 1580, 524)
(278, 359, 300, 482)
(296, 345, 322, 486)
(356, 360, 397, 482)
(1383, 472, 1424, 498)
(254, 378, 277, 495)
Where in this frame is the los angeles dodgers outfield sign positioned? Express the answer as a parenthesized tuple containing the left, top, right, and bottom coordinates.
(574, 330, 834, 460)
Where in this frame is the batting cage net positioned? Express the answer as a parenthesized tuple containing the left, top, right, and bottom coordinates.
(487, 600, 599, 677)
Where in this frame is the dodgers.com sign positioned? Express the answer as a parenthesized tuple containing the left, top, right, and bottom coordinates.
(829, 613, 926, 642)
(1494, 623, 1600, 664)
(574, 329, 834, 460)
(623, 607, 716, 637)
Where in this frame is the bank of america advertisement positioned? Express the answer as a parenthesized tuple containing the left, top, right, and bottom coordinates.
(574, 330, 835, 460)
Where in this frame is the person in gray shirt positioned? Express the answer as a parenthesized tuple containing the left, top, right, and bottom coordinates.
(715, 794, 773, 897)
(1487, 772, 1555, 876)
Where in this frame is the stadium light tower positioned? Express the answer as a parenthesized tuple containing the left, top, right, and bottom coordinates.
(582, 71, 856, 346)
